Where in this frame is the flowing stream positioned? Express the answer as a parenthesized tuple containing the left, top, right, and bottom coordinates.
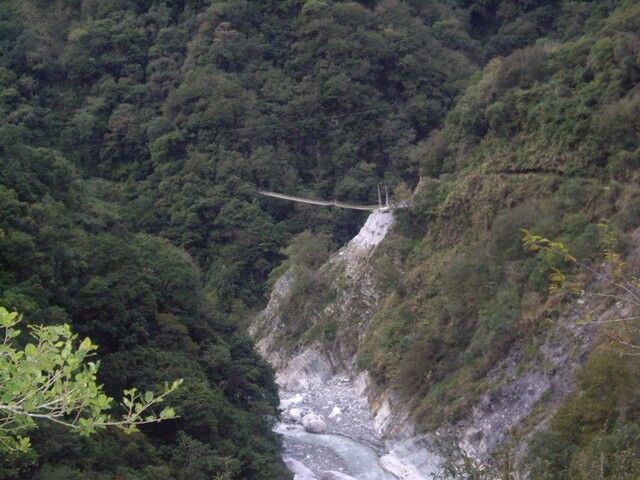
(275, 423, 396, 480)
(275, 376, 398, 479)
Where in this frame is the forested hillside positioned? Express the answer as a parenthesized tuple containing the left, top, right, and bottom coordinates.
(1, 0, 638, 478)
(247, 0, 640, 477)
(356, 2, 640, 476)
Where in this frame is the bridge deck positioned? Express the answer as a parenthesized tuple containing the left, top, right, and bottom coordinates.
(257, 190, 381, 211)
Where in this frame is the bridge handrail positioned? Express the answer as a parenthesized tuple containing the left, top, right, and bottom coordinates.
(257, 190, 381, 210)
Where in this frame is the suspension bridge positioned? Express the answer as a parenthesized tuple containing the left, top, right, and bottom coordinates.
(257, 185, 392, 211)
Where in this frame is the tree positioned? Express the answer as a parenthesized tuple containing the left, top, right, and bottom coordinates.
(522, 226, 640, 354)
(0, 306, 181, 452)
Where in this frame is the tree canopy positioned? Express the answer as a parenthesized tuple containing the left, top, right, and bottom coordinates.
(1, 0, 636, 477)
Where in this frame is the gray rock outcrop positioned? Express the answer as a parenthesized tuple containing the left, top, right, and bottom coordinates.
(277, 349, 333, 391)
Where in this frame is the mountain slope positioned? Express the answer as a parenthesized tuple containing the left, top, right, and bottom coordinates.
(250, 2, 640, 477)
(1, 0, 638, 478)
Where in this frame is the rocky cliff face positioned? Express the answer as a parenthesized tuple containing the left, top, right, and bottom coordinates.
(250, 207, 615, 478)
(251, 209, 395, 388)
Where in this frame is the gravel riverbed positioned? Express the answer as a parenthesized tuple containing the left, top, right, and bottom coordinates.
(277, 375, 395, 479)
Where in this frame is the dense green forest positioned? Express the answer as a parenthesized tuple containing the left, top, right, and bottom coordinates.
(1, 0, 639, 478)
(358, 2, 640, 477)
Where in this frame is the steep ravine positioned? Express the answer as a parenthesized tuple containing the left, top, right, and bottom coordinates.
(251, 210, 402, 479)
(250, 209, 602, 479)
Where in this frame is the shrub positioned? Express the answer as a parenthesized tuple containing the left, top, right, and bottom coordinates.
(496, 44, 548, 93)
(570, 423, 640, 479)
(524, 431, 576, 480)
(441, 252, 494, 311)
(607, 148, 640, 180)
(598, 92, 640, 151)
(490, 202, 543, 262)
(268, 230, 334, 287)
(416, 129, 450, 178)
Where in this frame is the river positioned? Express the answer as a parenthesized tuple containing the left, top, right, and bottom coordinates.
(276, 423, 396, 480)
(275, 375, 399, 480)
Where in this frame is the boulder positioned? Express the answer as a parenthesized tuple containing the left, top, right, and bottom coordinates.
(329, 406, 341, 419)
(284, 457, 318, 480)
(280, 393, 304, 410)
(320, 471, 357, 480)
(301, 413, 327, 433)
(289, 407, 303, 423)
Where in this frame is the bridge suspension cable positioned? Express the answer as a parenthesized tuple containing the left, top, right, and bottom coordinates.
(257, 190, 384, 211)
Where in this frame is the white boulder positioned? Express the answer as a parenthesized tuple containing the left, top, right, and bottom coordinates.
(320, 471, 357, 480)
(301, 413, 327, 433)
(284, 457, 318, 480)
(288, 407, 303, 423)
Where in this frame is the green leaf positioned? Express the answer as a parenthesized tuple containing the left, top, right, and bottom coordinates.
(79, 337, 93, 352)
(18, 436, 31, 452)
(159, 407, 176, 419)
(24, 343, 37, 358)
